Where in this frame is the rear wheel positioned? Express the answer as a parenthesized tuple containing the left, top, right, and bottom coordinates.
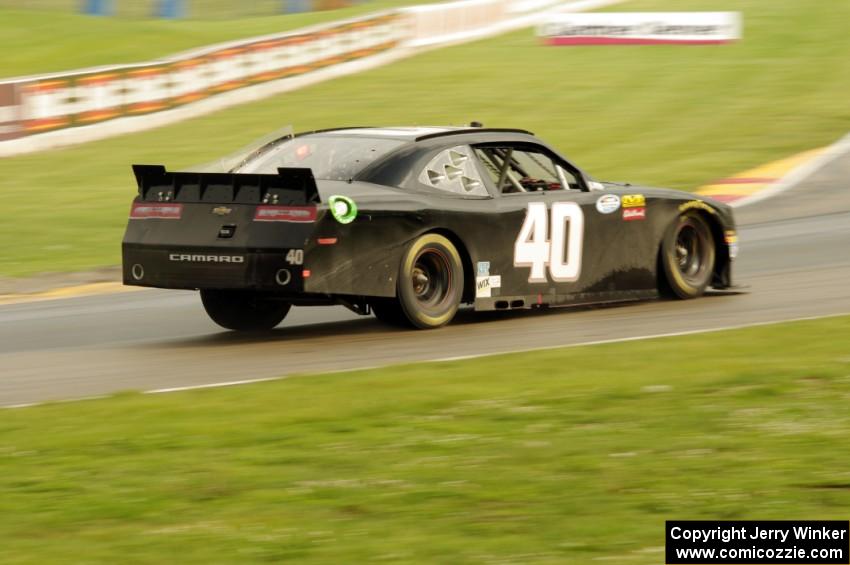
(371, 297, 408, 326)
(659, 212, 716, 299)
(374, 234, 464, 329)
(200, 289, 290, 331)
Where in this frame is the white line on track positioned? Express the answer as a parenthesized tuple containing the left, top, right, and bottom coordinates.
(144, 364, 383, 394)
(2, 395, 108, 410)
(432, 311, 850, 362)
(146, 376, 286, 394)
(4, 311, 849, 409)
(736, 131, 850, 207)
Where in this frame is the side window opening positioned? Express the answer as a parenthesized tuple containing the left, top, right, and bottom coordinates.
(418, 145, 489, 197)
(474, 145, 581, 194)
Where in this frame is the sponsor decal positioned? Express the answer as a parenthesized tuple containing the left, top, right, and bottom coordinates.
(169, 254, 245, 263)
(475, 275, 502, 298)
(622, 194, 646, 208)
(212, 206, 232, 216)
(725, 230, 739, 259)
(729, 242, 739, 260)
(623, 207, 646, 221)
(595, 194, 621, 214)
(130, 203, 183, 219)
(679, 200, 717, 214)
(538, 12, 741, 46)
(254, 205, 317, 222)
(477, 261, 490, 276)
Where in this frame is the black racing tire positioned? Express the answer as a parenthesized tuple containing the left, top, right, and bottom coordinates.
(200, 289, 291, 331)
(659, 212, 716, 299)
(394, 234, 464, 329)
(371, 297, 409, 327)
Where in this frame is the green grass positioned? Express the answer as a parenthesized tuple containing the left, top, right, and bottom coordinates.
(2, 0, 850, 277)
(0, 0, 425, 78)
(2, 316, 850, 562)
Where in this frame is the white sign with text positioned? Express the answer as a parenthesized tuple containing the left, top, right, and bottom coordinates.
(538, 12, 741, 45)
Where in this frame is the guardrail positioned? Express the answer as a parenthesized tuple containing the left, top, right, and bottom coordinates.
(0, 0, 623, 156)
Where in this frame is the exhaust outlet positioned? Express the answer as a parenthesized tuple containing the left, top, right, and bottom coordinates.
(275, 268, 292, 286)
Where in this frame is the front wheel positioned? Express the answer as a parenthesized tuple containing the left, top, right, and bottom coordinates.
(377, 234, 464, 329)
(659, 212, 716, 299)
(200, 289, 291, 331)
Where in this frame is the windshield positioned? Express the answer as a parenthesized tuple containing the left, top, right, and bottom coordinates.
(233, 135, 406, 181)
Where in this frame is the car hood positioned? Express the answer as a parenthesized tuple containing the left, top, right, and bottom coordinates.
(602, 180, 726, 203)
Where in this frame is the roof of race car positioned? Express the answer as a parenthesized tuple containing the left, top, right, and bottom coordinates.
(300, 126, 535, 142)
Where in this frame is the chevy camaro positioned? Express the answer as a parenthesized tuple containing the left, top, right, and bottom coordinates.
(122, 126, 738, 330)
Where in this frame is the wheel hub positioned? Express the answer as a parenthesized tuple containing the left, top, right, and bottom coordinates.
(411, 249, 451, 307)
(675, 223, 706, 280)
(412, 268, 430, 296)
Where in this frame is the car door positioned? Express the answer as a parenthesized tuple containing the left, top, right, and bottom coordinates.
(470, 142, 630, 307)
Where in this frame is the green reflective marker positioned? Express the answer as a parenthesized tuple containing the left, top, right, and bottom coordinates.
(328, 195, 358, 224)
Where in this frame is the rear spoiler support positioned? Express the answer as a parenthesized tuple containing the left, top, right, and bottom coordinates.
(131, 165, 320, 205)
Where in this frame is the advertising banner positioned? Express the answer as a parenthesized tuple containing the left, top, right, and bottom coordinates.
(3, 12, 402, 144)
(539, 12, 741, 45)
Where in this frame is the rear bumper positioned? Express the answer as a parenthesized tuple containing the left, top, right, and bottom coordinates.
(122, 244, 305, 291)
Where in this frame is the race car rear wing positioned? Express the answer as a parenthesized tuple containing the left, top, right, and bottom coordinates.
(131, 165, 320, 206)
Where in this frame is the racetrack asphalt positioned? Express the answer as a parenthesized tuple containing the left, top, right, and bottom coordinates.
(2, 155, 849, 406)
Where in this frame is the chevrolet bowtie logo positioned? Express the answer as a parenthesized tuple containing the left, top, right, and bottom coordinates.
(212, 206, 232, 216)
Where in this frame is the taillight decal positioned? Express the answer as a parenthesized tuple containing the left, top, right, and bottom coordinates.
(130, 202, 183, 219)
(254, 206, 317, 223)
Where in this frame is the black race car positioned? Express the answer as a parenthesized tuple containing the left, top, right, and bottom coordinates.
(122, 126, 738, 330)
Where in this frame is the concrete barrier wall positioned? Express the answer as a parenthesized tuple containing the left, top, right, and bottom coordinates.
(0, 12, 404, 152)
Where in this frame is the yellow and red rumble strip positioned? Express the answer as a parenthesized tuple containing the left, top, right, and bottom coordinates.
(0, 282, 141, 306)
(695, 147, 827, 204)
